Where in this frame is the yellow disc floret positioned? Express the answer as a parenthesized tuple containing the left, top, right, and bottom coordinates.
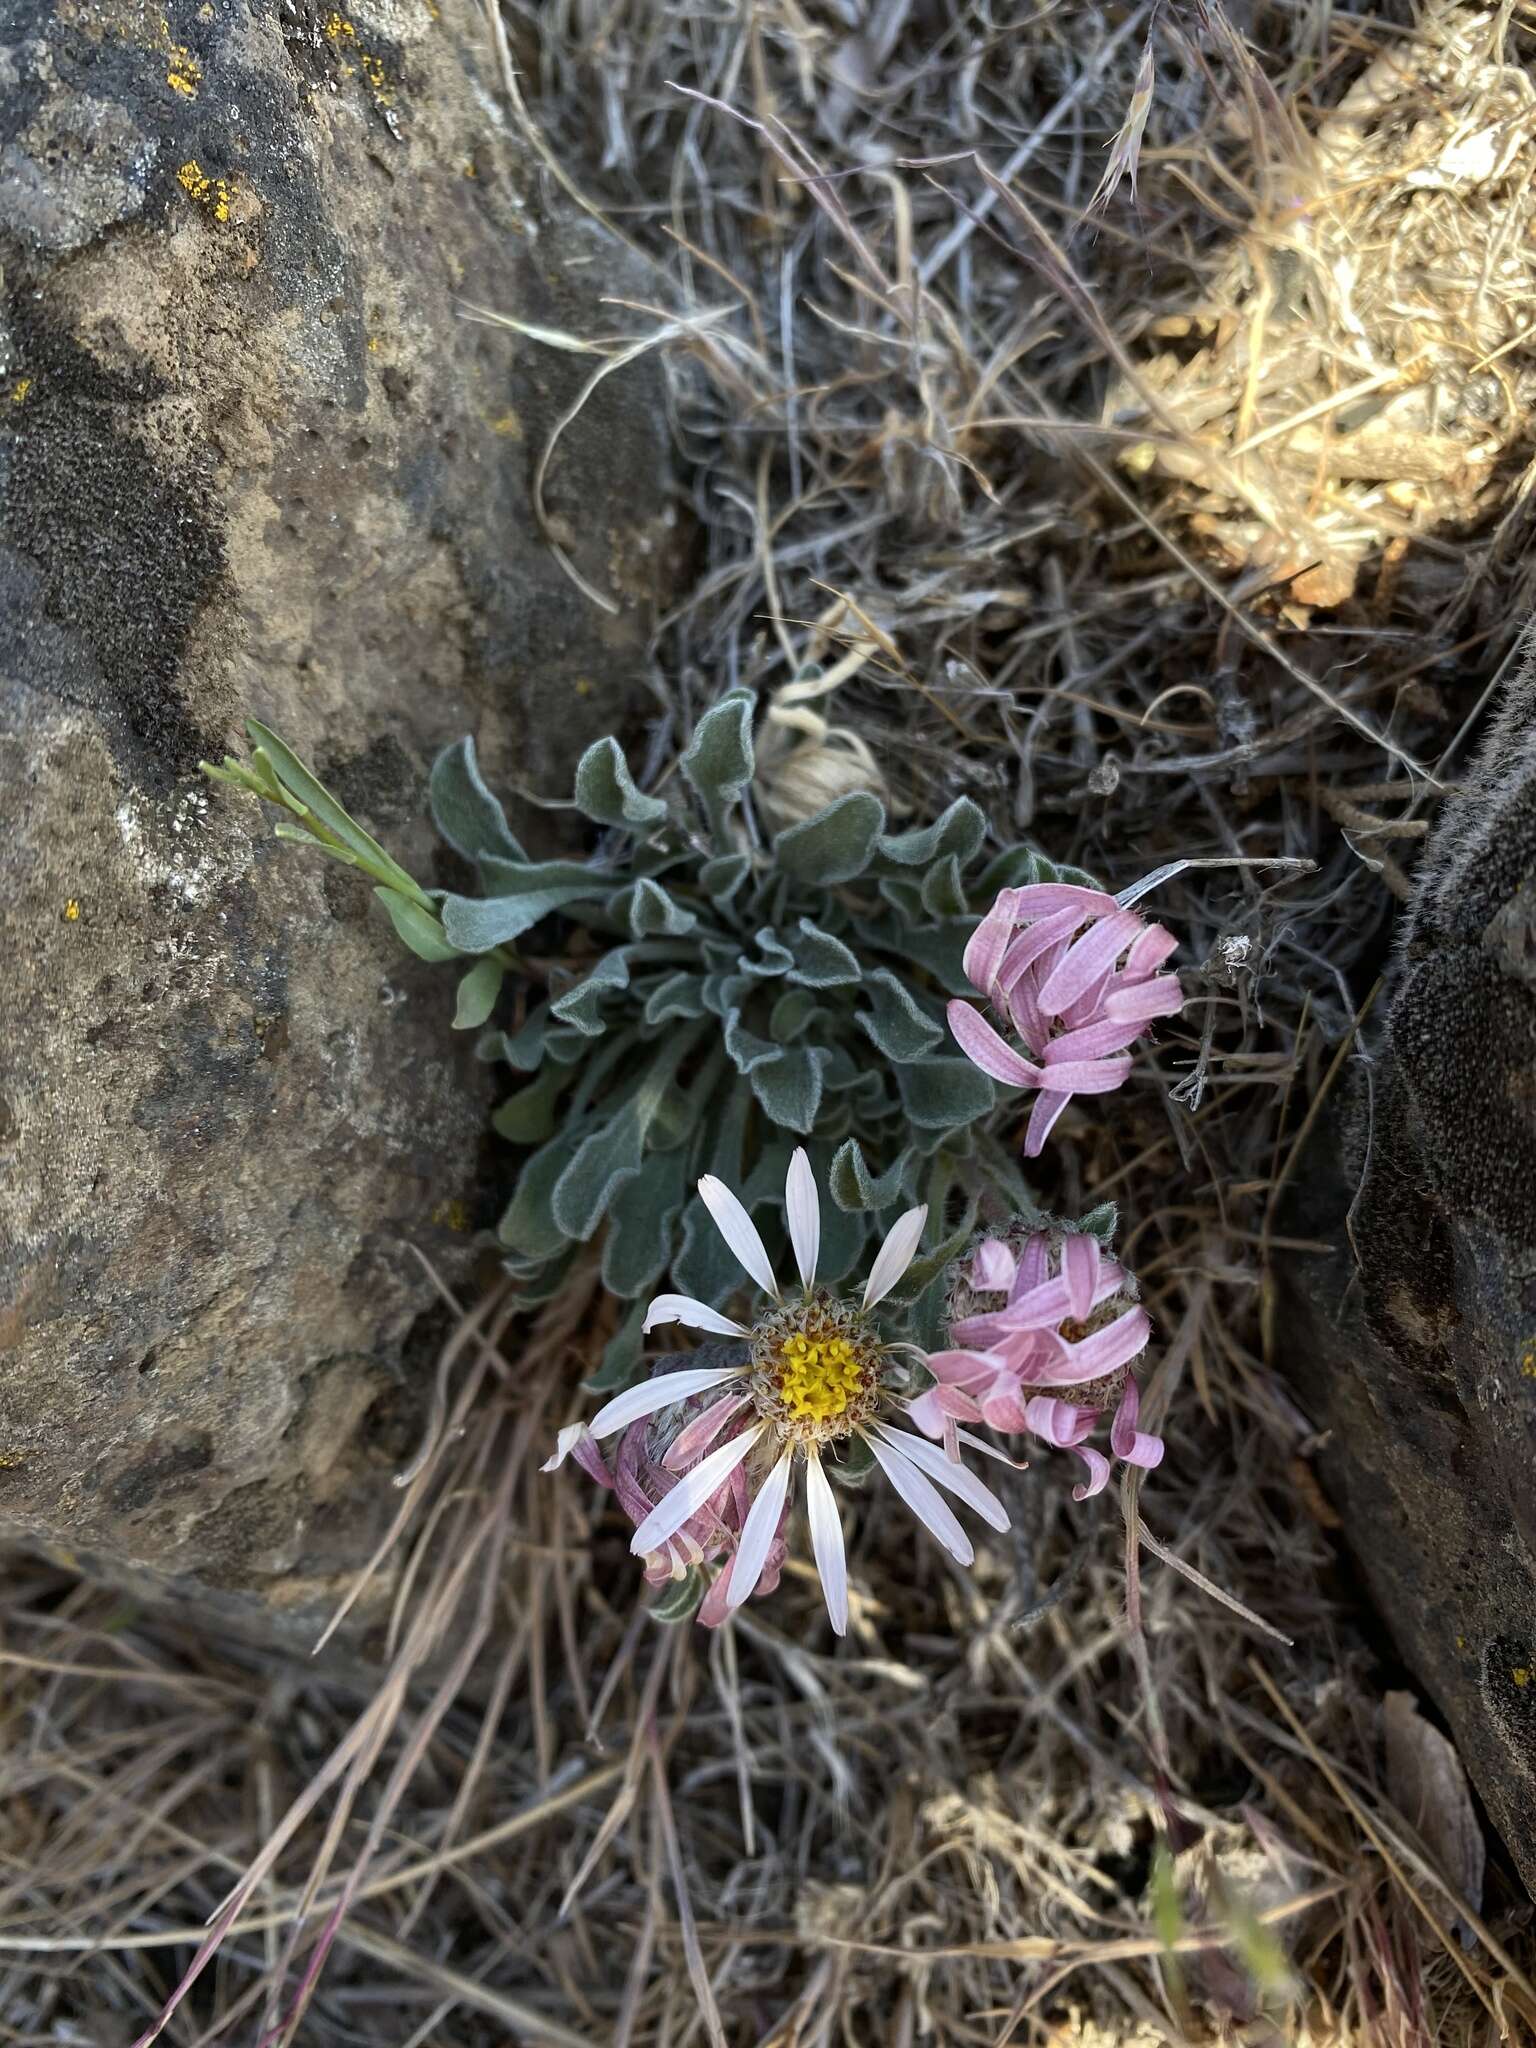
(749, 1294, 884, 1447)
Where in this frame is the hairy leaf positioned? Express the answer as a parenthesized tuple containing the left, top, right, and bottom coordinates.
(430, 736, 527, 864)
(574, 735, 669, 830)
(772, 791, 885, 884)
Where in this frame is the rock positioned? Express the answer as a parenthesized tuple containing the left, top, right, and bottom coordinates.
(0, 0, 676, 1652)
(1277, 639, 1536, 1900)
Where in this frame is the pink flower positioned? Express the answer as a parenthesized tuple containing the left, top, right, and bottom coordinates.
(911, 1227, 1163, 1499)
(546, 1391, 788, 1627)
(946, 883, 1182, 1155)
(546, 1149, 1010, 1633)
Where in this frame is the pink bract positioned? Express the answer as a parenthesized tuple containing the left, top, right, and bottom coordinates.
(912, 1228, 1163, 1500)
(946, 882, 1183, 1155)
(559, 1396, 787, 1628)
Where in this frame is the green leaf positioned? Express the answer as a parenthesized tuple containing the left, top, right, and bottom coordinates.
(603, 1151, 687, 1296)
(376, 888, 464, 962)
(552, 1099, 645, 1240)
(681, 692, 755, 840)
(749, 1044, 832, 1134)
(1073, 1199, 1119, 1243)
(740, 927, 795, 979)
(896, 1056, 996, 1130)
(977, 845, 1101, 895)
(549, 950, 631, 1036)
(453, 957, 504, 1029)
(826, 1432, 876, 1488)
(499, 1128, 585, 1259)
(857, 969, 943, 1062)
(829, 1138, 914, 1213)
(884, 919, 972, 995)
(614, 878, 697, 939)
(499, 1008, 548, 1071)
(643, 972, 707, 1025)
(769, 988, 820, 1042)
(701, 970, 753, 1019)
(492, 1064, 567, 1145)
(724, 1008, 780, 1075)
(590, 1295, 649, 1391)
(700, 852, 751, 904)
(573, 735, 668, 830)
(789, 919, 861, 987)
(876, 796, 986, 869)
(247, 721, 420, 898)
(441, 883, 598, 951)
(430, 736, 526, 864)
(772, 791, 885, 885)
(672, 1192, 749, 1308)
(920, 853, 968, 919)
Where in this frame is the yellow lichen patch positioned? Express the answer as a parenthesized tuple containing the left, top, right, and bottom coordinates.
(323, 11, 356, 37)
(63, 898, 81, 922)
(359, 49, 393, 107)
(177, 159, 232, 224)
(491, 411, 523, 439)
(367, 335, 382, 353)
(166, 43, 201, 94)
(1521, 1343, 1536, 1378)
(10, 377, 31, 403)
(1514, 1667, 1532, 1688)
(0, 1453, 26, 1470)
(431, 1198, 471, 1231)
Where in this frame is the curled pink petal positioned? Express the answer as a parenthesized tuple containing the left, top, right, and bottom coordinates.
(948, 880, 1183, 1157)
(946, 1002, 1046, 1087)
(1109, 1379, 1165, 1469)
(971, 1239, 1017, 1291)
(1024, 1090, 1071, 1158)
(1061, 1231, 1099, 1320)
(1070, 1446, 1112, 1500)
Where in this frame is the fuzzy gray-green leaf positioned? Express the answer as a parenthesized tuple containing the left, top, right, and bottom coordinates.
(453, 956, 504, 1029)
(499, 1129, 585, 1259)
(858, 969, 943, 1061)
(441, 882, 597, 951)
(616, 877, 698, 939)
(700, 852, 751, 904)
(772, 791, 885, 884)
(549, 951, 631, 1036)
(681, 692, 755, 838)
(876, 796, 986, 869)
(430, 736, 527, 864)
(897, 1056, 996, 1129)
(789, 919, 861, 987)
(574, 735, 669, 830)
(492, 1063, 566, 1145)
(829, 1137, 914, 1213)
(724, 1007, 779, 1075)
(602, 1151, 687, 1296)
(749, 1044, 832, 1134)
(643, 972, 707, 1025)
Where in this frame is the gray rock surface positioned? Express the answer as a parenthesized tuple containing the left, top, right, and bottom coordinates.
(1278, 640, 1536, 1900)
(0, 0, 676, 1650)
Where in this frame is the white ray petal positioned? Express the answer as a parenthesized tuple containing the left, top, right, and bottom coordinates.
(698, 1175, 780, 1298)
(805, 1452, 848, 1636)
(863, 1203, 929, 1310)
(785, 1147, 821, 1289)
(725, 1450, 793, 1611)
(629, 1424, 764, 1556)
(871, 1423, 1010, 1531)
(641, 1293, 749, 1337)
(864, 1431, 973, 1565)
(590, 1365, 746, 1442)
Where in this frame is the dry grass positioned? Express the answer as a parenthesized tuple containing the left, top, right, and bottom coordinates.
(8, 0, 1536, 2041)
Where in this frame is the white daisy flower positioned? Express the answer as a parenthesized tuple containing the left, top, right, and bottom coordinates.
(546, 1150, 1010, 1634)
